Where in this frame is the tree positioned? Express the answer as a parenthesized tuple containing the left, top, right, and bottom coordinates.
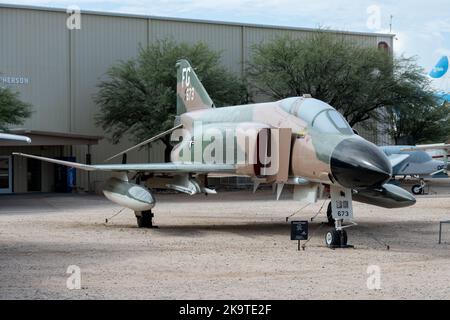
(95, 40, 248, 161)
(387, 70, 450, 145)
(0, 86, 32, 130)
(247, 32, 434, 131)
(386, 102, 450, 145)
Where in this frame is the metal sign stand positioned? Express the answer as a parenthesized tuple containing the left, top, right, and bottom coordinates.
(291, 221, 308, 251)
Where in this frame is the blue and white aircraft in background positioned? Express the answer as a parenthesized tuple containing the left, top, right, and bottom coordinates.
(378, 56, 450, 194)
(381, 144, 450, 195)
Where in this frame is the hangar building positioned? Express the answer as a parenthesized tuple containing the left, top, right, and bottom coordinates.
(0, 4, 394, 194)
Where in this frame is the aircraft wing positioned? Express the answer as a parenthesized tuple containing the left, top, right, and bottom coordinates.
(12, 152, 237, 173)
(0, 133, 31, 144)
(401, 144, 450, 151)
(388, 154, 410, 167)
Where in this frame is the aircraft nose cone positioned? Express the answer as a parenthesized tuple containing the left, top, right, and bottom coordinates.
(330, 138, 392, 188)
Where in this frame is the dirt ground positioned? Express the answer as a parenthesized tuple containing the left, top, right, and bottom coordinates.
(1, 188, 450, 300)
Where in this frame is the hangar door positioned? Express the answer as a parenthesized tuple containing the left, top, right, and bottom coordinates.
(0, 156, 12, 194)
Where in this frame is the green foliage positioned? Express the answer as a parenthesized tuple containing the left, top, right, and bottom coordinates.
(384, 56, 450, 144)
(0, 86, 32, 131)
(386, 94, 450, 145)
(248, 32, 439, 134)
(95, 40, 248, 147)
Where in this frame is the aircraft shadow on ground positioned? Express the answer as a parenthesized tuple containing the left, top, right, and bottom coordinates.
(103, 221, 293, 238)
(102, 219, 450, 253)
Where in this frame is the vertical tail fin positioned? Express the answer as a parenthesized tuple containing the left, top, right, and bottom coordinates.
(176, 59, 214, 115)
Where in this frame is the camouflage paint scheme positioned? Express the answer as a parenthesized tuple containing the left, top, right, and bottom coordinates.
(13, 59, 416, 225)
(175, 59, 362, 186)
(173, 60, 415, 211)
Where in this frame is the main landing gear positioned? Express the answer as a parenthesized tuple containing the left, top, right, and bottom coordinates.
(136, 210, 158, 228)
(411, 179, 426, 195)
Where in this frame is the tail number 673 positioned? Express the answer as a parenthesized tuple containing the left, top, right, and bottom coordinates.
(337, 211, 350, 217)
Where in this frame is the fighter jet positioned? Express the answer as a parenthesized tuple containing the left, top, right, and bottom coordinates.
(383, 143, 450, 195)
(0, 132, 31, 144)
(13, 59, 416, 248)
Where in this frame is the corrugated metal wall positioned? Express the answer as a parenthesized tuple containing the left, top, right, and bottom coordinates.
(0, 8, 70, 132)
(0, 5, 394, 191)
(69, 13, 149, 188)
(151, 20, 243, 75)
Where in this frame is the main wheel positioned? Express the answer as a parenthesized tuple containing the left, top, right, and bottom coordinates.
(325, 229, 341, 247)
(136, 211, 154, 228)
(326, 202, 335, 226)
(411, 184, 423, 195)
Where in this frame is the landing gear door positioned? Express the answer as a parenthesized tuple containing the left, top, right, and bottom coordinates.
(330, 186, 353, 220)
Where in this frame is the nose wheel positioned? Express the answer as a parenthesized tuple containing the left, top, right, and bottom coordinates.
(325, 217, 354, 249)
(326, 186, 355, 249)
(325, 229, 348, 247)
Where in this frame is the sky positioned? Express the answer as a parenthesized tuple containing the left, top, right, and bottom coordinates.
(1, 0, 450, 90)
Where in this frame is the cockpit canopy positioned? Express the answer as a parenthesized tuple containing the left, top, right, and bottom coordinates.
(281, 97, 353, 135)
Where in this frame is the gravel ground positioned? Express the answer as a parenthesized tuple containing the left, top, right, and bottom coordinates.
(1, 189, 450, 300)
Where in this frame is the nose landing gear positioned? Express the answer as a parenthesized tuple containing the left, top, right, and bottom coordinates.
(325, 187, 355, 249)
(325, 219, 353, 248)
